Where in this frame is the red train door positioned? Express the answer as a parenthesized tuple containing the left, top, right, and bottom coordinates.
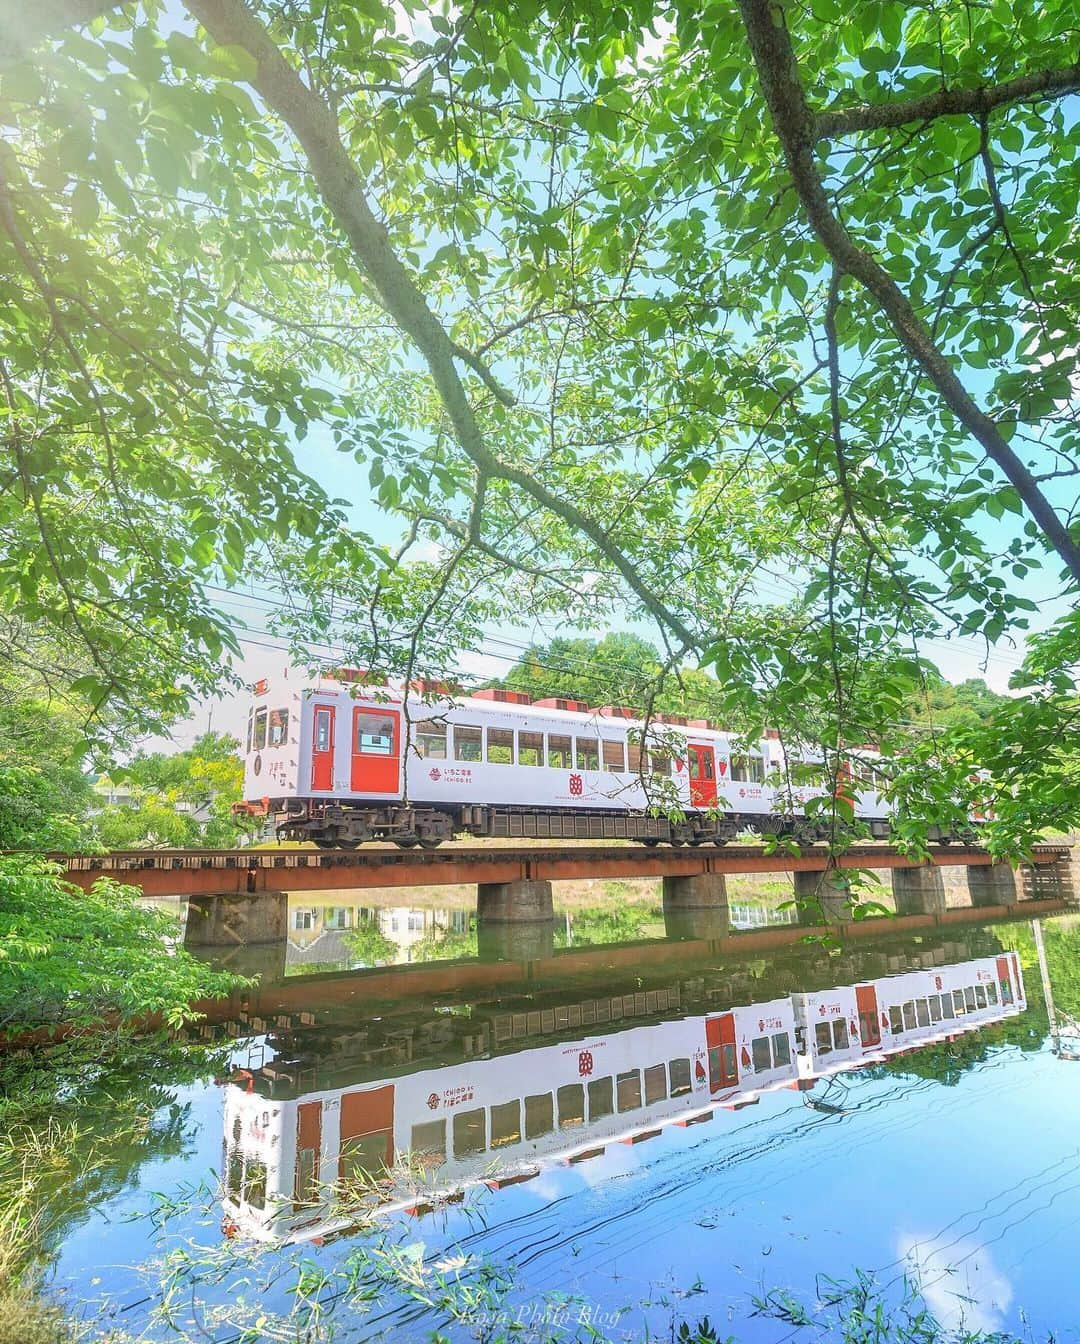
(351, 706, 401, 795)
(706, 1013, 738, 1091)
(996, 954, 1015, 1006)
(294, 1101, 322, 1207)
(310, 703, 335, 791)
(688, 743, 718, 807)
(340, 1085, 395, 1177)
(856, 984, 881, 1048)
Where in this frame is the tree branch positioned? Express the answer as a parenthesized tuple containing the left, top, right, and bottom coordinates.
(737, 0, 1080, 583)
(815, 61, 1080, 139)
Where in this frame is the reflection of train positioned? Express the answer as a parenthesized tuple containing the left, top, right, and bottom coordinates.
(242, 667, 891, 848)
(221, 954, 1025, 1243)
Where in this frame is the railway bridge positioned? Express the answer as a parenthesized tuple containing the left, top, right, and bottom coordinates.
(58, 841, 1075, 963)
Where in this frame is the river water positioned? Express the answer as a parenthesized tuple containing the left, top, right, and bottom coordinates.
(16, 909, 1080, 1342)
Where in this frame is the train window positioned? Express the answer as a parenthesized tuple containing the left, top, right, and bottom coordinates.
(410, 1120, 446, 1163)
(603, 740, 626, 772)
(588, 1076, 614, 1120)
(649, 750, 672, 777)
(547, 734, 572, 768)
(558, 1084, 585, 1128)
(730, 753, 766, 783)
(953, 989, 966, 1015)
(964, 987, 977, 1012)
(314, 709, 331, 753)
(245, 711, 253, 754)
(244, 1159, 267, 1211)
(902, 1002, 916, 1031)
(644, 1064, 667, 1105)
(814, 1021, 832, 1055)
(454, 724, 482, 762)
(525, 1093, 554, 1139)
(341, 1133, 389, 1182)
(669, 1058, 692, 1097)
(929, 997, 942, 1024)
(627, 741, 643, 773)
(518, 731, 543, 767)
(617, 1070, 642, 1112)
(772, 1032, 792, 1067)
(940, 993, 954, 1018)
(355, 712, 395, 755)
(226, 1147, 243, 1201)
(752, 1037, 772, 1072)
(268, 708, 289, 747)
(832, 1019, 849, 1050)
(576, 738, 599, 771)
(975, 984, 987, 1009)
(888, 1006, 903, 1034)
(453, 1108, 486, 1158)
(413, 720, 447, 759)
(487, 728, 514, 765)
(915, 1000, 930, 1028)
(253, 707, 268, 750)
(1000, 976, 1013, 1006)
(490, 1100, 522, 1148)
(986, 982, 998, 1006)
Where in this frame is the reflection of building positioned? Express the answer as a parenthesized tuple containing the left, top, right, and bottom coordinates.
(284, 897, 471, 969)
(358, 906, 471, 958)
(220, 953, 1026, 1244)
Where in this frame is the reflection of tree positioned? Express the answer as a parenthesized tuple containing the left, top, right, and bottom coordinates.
(554, 904, 659, 948)
(1041, 917, 1080, 1021)
(409, 923, 478, 963)
(343, 918, 398, 967)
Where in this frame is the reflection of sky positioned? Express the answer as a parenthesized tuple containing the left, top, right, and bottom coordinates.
(46, 1035, 1080, 1342)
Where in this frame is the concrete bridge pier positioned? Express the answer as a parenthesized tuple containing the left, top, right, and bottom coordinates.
(476, 879, 556, 961)
(794, 870, 852, 925)
(662, 873, 729, 940)
(184, 891, 289, 949)
(891, 866, 946, 915)
(967, 862, 1018, 908)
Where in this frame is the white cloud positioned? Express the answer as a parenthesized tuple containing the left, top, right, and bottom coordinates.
(898, 1233, 1014, 1334)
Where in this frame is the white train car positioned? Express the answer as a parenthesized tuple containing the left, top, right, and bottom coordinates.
(242, 666, 890, 848)
(794, 952, 1026, 1079)
(220, 996, 799, 1244)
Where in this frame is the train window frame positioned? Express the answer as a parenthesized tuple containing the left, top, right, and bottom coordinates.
(558, 1084, 586, 1129)
(253, 707, 268, 751)
(453, 1108, 487, 1158)
(814, 1021, 832, 1055)
(832, 1018, 849, 1050)
(729, 753, 765, 784)
(617, 1069, 642, 1112)
(490, 1100, 522, 1148)
(525, 1092, 554, 1139)
(518, 730, 544, 767)
(668, 1058, 692, 1097)
(644, 1063, 667, 1105)
(751, 1036, 772, 1072)
(575, 738, 600, 771)
(313, 707, 331, 753)
(355, 711, 395, 756)
(588, 1076, 614, 1120)
(915, 999, 931, 1028)
(454, 724, 482, 762)
(547, 734, 572, 769)
(268, 707, 289, 747)
(410, 1119, 446, 1164)
(486, 728, 514, 765)
(413, 720, 447, 759)
(602, 739, 626, 773)
(772, 1032, 792, 1067)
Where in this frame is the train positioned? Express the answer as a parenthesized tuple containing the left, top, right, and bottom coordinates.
(220, 952, 1026, 1243)
(242, 666, 905, 848)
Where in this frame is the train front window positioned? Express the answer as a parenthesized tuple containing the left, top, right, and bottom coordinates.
(414, 720, 447, 759)
(253, 708, 268, 750)
(547, 734, 571, 768)
(518, 731, 543, 766)
(454, 725, 482, 761)
(576, 738, 599, 770)
(268, 708, 289, 747)
(487, 728, 514, 764)
(355, 712, 394, 755)
(602, 740, 626, 772)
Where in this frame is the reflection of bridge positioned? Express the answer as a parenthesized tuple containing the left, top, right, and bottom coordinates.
(59, 842, 1074, 957)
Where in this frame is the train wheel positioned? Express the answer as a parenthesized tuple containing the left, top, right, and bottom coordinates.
(394, 836, 419, 849)
(418, 836, 443, 850)
(640, 838, 661, 847)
